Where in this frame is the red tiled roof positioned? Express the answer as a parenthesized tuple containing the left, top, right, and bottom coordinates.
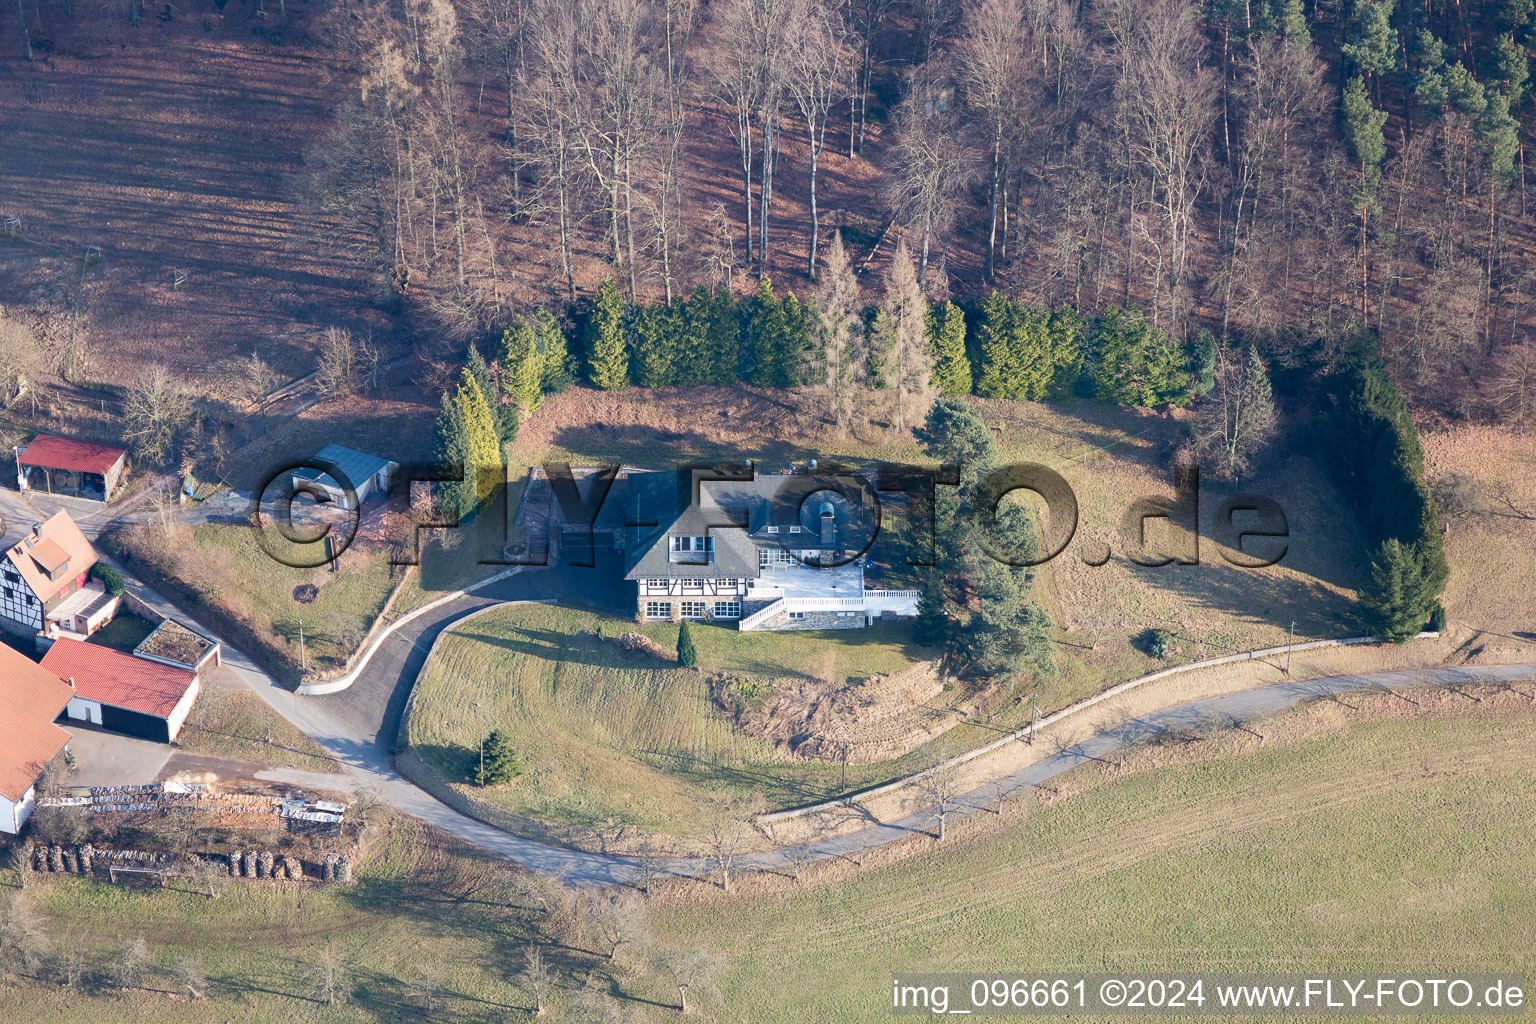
(19, 434, 126, 475)
(0, 646, 74, 803)
(41, 639, 195, 719)
(5, 510, 98, 606)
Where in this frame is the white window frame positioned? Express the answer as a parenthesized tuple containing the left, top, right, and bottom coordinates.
(713, 599, 741, 619)
(679, 601, 707, 620)
(644, 601, 671, 620)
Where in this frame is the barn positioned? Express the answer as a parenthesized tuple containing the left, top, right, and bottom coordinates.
(0, 645, 73, 834)
(41, 638, 201, 744)
(16, 434, 128, 502)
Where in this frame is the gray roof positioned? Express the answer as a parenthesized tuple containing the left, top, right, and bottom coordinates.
(292, 444, 399, 493)
(622, 468, 879, 580)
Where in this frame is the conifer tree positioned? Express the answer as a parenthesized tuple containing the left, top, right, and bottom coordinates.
(1015, 303, 1054, 400)
(586, 277, 630, 390)
(865, 307, 897, 389)
(884, 240, 935, 431)
(499, 318, 543, 412)
(455, 369, 504, 516)
(676, 620, 699, 668)
(1092, 306, 1189, 406)
(433, 369, 504, 522)
(912, 569, 948, 646)
(1046, 309, 1084, 399)
(927, 300, 972, 396)
(432, 388, 469, 521)
(534, 309, 573, 395)
(475, 730, 521, 785)
(1358, 538, 1438, 643)
(814, 231, 862, 435)
(745, 278, 794, 387)
(632, 303, 680, 388)
(783, 293, 811, 385)
(973, 291, 1021, 399)
(463, 342, 516, 445)
(705, 287, 741, 385)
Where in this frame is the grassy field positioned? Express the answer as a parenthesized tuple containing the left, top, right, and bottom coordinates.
(642, 694, 1536, 1023)
(513, 387, 1370, 683)
(174, 690, 342, 775)
(1422, 425, 1536, 638)
(9, 692, 1536, 1022)
(1, 815, 546, 1024)
(403, 603, 928, 839)
(122, 518, 400, 679)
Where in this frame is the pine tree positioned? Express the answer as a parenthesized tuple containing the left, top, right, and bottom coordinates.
(884, 240, 936, 431)
(912, 569, 948, 646)
(454, 369, 505, 517)
(475, 730, 522, 785)
(973, 291, 1021, 399)
(586, 277, 630, 390)
(1358, 538, 1438, 643)
(927, 300, 972, 396)
(865, 308, 897, 390)
(1342, 0, 1397, 88)
(1046, 309, 1083, 399)
(705, 286, 741, 385)
(534, 310, 573, 395)
(745, 278, 794, 387)
(676, 620, 699, 668)
(632, 303, 680, 388)
(814, 231, 862, 435)
(1279, 0, 1312, 51)
(499, 318, 543, 412)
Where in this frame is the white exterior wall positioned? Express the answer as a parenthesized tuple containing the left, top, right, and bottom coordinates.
(0, 569, 42, 631)
(164, 676, 201, 743)
(0, 784, 35, 835)
(66, 695, 103, 725)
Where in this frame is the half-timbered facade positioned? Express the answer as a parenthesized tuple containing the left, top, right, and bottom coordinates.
(0, 510, 115, 639)
(621, 468, 919, 630)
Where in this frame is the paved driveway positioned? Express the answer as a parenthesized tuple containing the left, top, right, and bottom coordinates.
(60, 725, 175, 789)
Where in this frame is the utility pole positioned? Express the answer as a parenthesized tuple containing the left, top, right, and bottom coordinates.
(1286, 620, 1294, 676)
(299, 619, 307, 671)
(1026, 693, 1039, 745)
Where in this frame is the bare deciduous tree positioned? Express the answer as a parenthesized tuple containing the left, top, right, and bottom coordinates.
(783, 0, 849, 279)
(123, 364, 196, 465)
(883, 239, 935, 432)
(655, 945, 723, 1015)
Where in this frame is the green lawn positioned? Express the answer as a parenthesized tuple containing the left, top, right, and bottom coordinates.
(123, 520, 401, 678)
(86, 614, 157, 654)
(9, 698, 1536, 1023)
(643, 701, 1536, 1023)
(3, 815, 544, 1023)
(402, 603, 928, 837)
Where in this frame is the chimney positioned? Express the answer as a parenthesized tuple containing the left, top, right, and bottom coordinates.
(819, 501, 835, 546)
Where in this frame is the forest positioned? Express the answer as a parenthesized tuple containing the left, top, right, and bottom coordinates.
(270, 0, 1536, 428)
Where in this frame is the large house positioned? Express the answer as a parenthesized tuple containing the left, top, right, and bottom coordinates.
(620, 467, 919, 631)
(0, 645, 74, 834)
(0, 510, 117, 640)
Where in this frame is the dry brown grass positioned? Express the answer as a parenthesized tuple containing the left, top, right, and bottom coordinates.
(1422, 425, 1536, 637)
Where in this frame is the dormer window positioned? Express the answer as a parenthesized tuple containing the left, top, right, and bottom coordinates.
(668, 536, 714, 562)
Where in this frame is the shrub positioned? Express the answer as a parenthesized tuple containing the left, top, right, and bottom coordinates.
(676, 620, 698, 668)
(1428, 602, 1448, 633)
(471, 730, 521, 786)
(90, 563, 125, 597)
(1138, 627, 1175, 660)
